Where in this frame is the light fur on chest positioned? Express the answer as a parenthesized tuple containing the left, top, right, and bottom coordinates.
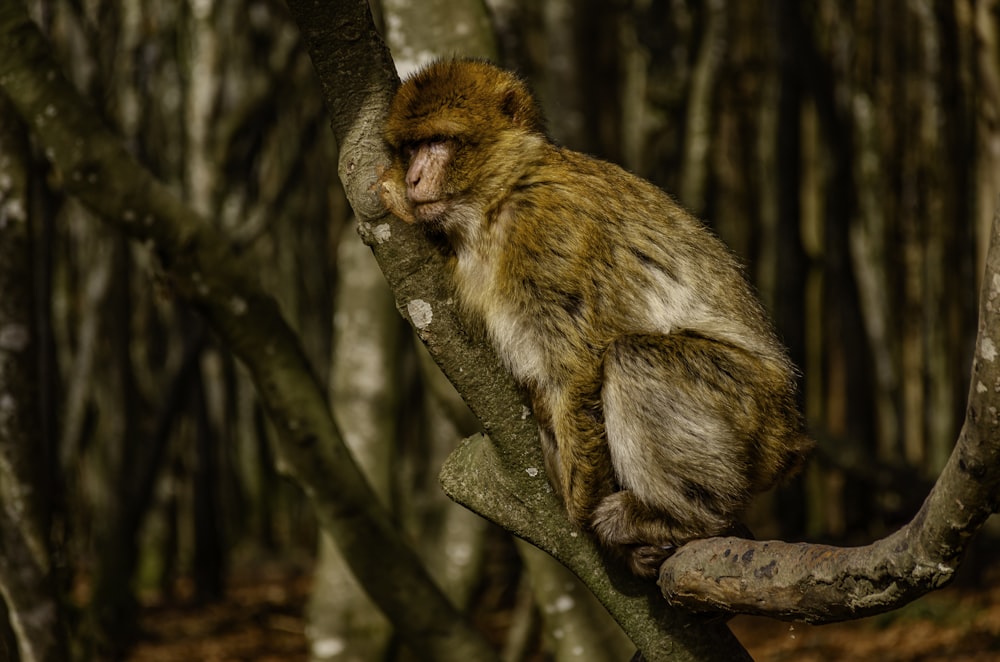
(454, 247, 550, 388)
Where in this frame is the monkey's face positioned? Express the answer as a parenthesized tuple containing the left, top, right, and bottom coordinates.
(398, 139, 457, 223)
(379, 59, 548, 240)
(380, 125, 513, 242)
(377, 136, 474, 235)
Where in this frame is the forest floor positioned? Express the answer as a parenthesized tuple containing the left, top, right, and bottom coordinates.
(127, 561, 1000, 662)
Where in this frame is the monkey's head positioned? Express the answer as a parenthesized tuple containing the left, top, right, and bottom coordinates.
(379, 59, 546, 238)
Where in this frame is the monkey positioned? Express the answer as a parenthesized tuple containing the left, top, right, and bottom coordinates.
(377, 59, 814, 578)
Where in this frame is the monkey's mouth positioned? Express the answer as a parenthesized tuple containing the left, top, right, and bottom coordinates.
(412, 200, 450, 222)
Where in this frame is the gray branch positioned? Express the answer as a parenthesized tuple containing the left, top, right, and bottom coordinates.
(658, 206, 1000, 620)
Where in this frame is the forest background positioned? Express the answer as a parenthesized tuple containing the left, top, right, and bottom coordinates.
(1, 0, 999, 660)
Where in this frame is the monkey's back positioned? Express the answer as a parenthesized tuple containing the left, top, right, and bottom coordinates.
(495, 145, 788, 368)
(458, 142, 810, 492)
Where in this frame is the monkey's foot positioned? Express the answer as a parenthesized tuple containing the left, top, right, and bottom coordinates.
(591, 490, 686, 545)
(623, 543, 676, 578)
(590, 491, 690, 578)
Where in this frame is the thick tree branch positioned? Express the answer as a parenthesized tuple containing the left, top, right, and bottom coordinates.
(0, 3, 494, 660)
(284, 1, 752, 660)
(659, 208, 1000, 621)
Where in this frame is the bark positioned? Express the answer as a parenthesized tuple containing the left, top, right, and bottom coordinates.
(0, 3, 495, 660)
(304, 1, 496, 657)
(658, 205, 1000, 622)
(385, 0, 494, 616)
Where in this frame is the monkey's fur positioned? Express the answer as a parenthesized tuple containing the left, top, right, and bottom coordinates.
(379, 59, 813, 577)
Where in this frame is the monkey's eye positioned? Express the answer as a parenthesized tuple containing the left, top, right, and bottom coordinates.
(401, 137, 455, 161)
(400, 142, 423, 162)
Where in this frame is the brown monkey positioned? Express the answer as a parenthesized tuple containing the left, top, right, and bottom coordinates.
(378, 59, 813, 577)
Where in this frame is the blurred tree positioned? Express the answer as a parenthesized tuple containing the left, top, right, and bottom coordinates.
(0, 94, 70, 662)
(3, 0, 342, 653)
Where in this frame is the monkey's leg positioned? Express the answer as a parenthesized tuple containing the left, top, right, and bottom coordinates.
(593, 332, 774, 576)
(540, 376, 617, 528)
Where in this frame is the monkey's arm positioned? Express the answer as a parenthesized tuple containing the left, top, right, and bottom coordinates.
(539, 372, 618, 526)
(376, 164, 416, 223)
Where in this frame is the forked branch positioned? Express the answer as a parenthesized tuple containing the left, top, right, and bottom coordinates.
(659, 208, 1000, 621)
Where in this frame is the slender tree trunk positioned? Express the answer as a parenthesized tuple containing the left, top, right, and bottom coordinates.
(0, 94, 70, 662)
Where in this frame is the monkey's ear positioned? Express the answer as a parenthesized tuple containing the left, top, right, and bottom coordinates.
(500, 86, 545, 135)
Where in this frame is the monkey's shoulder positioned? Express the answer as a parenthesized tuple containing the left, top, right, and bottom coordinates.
(493, 148, 733, 295)
(506, 147, 715, 251)
(487, 147, 784, 353)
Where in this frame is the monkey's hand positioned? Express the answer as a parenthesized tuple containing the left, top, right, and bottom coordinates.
(374, 164, 416, 223)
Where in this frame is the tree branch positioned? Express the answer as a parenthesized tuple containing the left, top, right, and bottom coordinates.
(284, 1, 752, 660)
(659, 207, 1000, 621)
(0, 3, 494, 659)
